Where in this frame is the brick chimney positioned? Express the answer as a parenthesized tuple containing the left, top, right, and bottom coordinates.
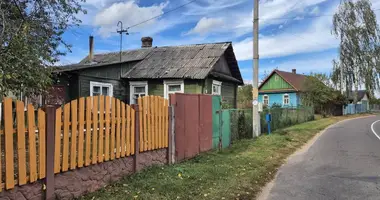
(292, 69, 296, 74)
(89, 36, 94, 62)
(141, 37, 153, 48)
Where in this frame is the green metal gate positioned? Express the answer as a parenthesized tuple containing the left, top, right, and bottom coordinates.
(212, 96, 221, 149)
(212, 96, 231, 149)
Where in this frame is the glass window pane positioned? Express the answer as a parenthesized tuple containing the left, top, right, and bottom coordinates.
(93, 86, 101, 96)
(102, 87, 109, 96)
(134, 86, 145, 93)
(168, 85, 181, 92)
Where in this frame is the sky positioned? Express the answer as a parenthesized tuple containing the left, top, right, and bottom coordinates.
(59, 0, 380, 85)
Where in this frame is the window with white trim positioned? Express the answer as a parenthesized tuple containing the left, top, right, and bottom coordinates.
(283, 94, 290, 105)
(130, 81, 148, 104)
(263, 95, 269, 105)
(212, 80, 222, 95)
(90, 81, 113, 97)
(164, 80, 184, 99)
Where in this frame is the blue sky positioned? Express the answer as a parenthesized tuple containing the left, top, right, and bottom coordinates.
(60, 0, 380, 84)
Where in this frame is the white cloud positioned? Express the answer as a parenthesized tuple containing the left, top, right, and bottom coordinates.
(183, 0, 248, 16)
(187, 17, 225, 35)
(93, 1, 169, 37)
(311, 6, 320, 15)
(233, 1, 339, 60)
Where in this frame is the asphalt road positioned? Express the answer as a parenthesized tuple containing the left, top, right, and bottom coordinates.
(262, 115, 380, 200)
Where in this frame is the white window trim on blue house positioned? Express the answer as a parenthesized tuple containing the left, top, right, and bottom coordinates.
(283, 93, 290, 105)
(130, 81, 148, 104)
(263, 95, 269, 105)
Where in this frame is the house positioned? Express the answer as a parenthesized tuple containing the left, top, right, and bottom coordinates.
(344, 90, 369, 114)
(258, 69, 306, 107)
(55, 36, 243, 107)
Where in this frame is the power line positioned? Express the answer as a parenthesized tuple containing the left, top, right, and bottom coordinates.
(126, 0, 197, 30)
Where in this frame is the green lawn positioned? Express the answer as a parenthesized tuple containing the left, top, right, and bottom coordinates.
(80, 114, 369, 200)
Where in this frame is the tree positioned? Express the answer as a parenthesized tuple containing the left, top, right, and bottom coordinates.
(237, 84, 253, 108)
(302, 73, 346, 117)
(332, 0, 380, 103)
(0, 0, 86, 98)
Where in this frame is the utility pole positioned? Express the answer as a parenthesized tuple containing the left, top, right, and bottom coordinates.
(252, 0, 261, 137)
(116, 21, 129, 63)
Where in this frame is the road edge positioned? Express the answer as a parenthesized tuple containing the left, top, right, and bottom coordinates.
(256, 115, 376, 200)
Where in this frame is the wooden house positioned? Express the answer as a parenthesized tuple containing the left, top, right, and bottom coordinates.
(55, 37, 243, 107)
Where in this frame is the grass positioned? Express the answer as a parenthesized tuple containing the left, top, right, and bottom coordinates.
(79, 114, 371, 200)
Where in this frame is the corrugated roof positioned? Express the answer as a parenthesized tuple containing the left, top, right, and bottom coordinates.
(259, 70, 307, 91)
(56, 42, 243, 84)
(122, 43, 238, 81)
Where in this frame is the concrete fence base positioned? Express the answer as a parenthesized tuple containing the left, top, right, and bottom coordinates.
(0, 149, 167, 200)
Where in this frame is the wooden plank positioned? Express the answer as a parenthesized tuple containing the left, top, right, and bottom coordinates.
(105, 96, 111, 161)
(4, 98, 14, 189)
(147, 96, 152, 150)
(155, 96, 159, 149)
(92, 96, 99, 164)
(38, 109, 46, 179)
(126, 105, 131, 156)
(131, 107, 135, 155)
(70, 100, 78, 170)
(165, 99, 169, 147)
(161, 98, 165, 148)
(110, 97, 116, 160)
(116, 99, 121, 158)
(78, 98, 85, 168)
(158, 97, 162, 148)
(138, 97, 143, 152)
(85, 97, 92, 166)
(151, 97, 155, 149)
(143, 97, 148, 151)
(27, 104, 37, 183)
(54, 108, 62, 173)
(62, 103, 70, 172)
(16, 101, 27, 185)
(98, 96, 105, 162)
(121, 102, 126, 157)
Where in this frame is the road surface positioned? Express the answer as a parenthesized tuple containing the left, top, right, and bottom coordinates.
(260, 115, 380, 200)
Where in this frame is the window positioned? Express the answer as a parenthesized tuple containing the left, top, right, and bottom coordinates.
(90, 81, 113, 97)
(283, 94, 290, 105)
(130, 81, 148, 104)
(164, 80, 184, 99)
(263, 95, 269, 105)
(212, 80, 222, 95)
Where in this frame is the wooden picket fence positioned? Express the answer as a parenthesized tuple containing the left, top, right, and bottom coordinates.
(0, 95, 169, 191)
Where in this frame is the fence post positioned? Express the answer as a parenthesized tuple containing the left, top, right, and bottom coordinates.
(168, 106, 175, 164)
(132, 104, 140, 172)
(44, 105, 56, 200)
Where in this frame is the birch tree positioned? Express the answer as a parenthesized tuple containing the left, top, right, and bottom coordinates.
(332, 0, 380, 103)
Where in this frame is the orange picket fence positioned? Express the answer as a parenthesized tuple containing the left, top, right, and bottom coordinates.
(138, 96, 169, 152)
(0, 95, 169, 191)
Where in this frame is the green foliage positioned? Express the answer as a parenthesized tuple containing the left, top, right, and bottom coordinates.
(302, 74, 346, 116)
(0, 0, 86, 97)
(332, 0, 380, 101)
(237, 84, 253, 108)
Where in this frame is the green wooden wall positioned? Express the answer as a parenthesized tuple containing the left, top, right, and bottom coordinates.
(147, 79, 204, 97)
(260, 73, 293, 90)
(221, 82, 237, 108)
(78, 75, 127, 101)
(148, 80, 164, 96)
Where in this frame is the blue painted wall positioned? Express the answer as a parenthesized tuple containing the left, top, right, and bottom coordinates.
(259, 92, 299, 107)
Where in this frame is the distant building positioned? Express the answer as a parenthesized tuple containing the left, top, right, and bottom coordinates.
(258, 69, 306, 107)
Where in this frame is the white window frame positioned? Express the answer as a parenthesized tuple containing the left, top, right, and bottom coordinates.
(212, 80, 222, 95)
(90, 81, 113, 97)
(263, 95, 269, 105)
(164, 80, 184, 99)
(130, 81, 148, 104)
(283, 94, 290, 105)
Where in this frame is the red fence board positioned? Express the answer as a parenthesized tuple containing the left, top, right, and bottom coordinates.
(171, 94, 213, 162)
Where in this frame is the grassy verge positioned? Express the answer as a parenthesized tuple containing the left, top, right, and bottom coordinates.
(80, 114, 371, 200)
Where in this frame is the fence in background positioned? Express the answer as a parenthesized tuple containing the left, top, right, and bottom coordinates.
(226, 106, 314, 141)
(343, 103, 369, 115)
(0, 95, 169, 191)
(370, 104, 380, 112)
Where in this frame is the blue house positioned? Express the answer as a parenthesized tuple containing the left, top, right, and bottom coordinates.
(258, 69, 306, 107)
